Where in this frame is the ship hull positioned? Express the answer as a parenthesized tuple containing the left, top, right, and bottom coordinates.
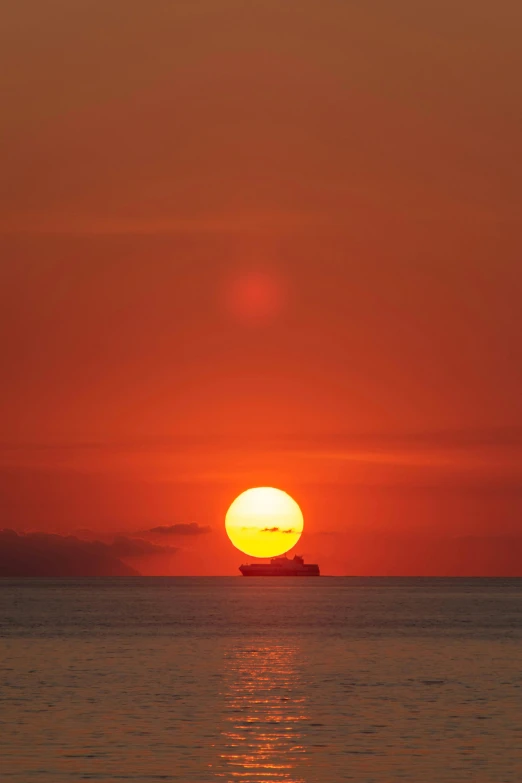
(239, 566, 320, 577)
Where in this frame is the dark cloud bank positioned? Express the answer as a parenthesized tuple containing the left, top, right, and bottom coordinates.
(0, 530, 178, 577)
(148, 523, 211, 536)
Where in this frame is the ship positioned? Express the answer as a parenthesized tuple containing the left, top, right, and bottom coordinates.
(239, 554, 320, 576)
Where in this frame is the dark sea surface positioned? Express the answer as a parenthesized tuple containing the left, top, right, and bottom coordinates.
(1, 577, 522, 782)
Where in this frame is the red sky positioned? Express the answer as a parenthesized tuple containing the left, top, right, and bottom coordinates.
(1, 1, 521, 575)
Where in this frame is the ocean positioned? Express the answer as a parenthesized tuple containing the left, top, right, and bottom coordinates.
(1, 577, 522, 782)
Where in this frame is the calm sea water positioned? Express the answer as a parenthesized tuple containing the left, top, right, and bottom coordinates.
(1, 578, 522, 782)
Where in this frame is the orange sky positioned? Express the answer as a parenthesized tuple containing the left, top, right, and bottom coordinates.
(1, 1, 521, 574)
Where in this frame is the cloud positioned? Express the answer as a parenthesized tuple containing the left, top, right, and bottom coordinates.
(0, 530, 180, 577)
(0, 210, 324, 237)
(260, 527, 296, 534)
(147, 523, 211, 536)
(1, 426, 521, 490)
(107, 535, 177, 557)
(0, 529, 140, 577)
(0, 424, 520, 512)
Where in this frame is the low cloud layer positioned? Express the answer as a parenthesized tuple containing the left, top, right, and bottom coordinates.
(0, 530, 178, 577)
(260, 527, 296, 534)
(108, 535, 177, 557)
(147, 523, 211, 536)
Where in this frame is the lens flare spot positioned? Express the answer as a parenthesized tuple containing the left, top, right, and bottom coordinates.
(225, 270, 284, 325)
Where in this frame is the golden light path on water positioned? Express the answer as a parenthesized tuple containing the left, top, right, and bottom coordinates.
(217, 642, 308, 782)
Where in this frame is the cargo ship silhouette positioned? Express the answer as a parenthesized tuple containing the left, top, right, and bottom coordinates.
(239, 554, 320, 576)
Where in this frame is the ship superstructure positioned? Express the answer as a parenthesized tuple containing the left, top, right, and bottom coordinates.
(239, 554, 320, 576)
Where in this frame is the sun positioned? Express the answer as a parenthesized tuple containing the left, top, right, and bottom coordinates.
(225, 487, 304, 558)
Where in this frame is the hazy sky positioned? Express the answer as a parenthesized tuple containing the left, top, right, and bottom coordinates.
(1, 1, 521, 574)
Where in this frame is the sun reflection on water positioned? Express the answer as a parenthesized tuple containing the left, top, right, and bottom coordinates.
(216, 642, 307, 783)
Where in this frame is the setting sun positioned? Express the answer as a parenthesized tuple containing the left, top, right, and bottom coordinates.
(225, 487, 304, 558)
